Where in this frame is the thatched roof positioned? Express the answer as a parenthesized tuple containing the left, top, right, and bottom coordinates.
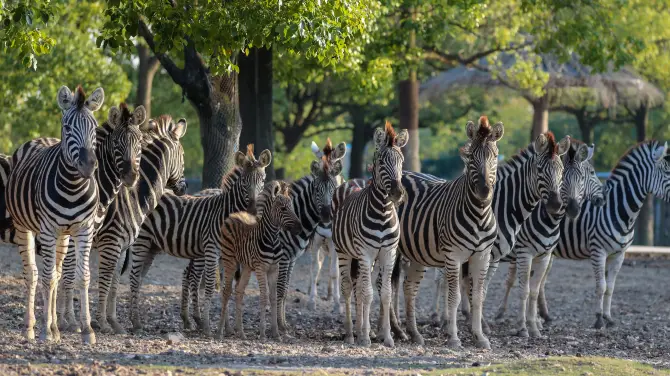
(420, 52, 664, 112)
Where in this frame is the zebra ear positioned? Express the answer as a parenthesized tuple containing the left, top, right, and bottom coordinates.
(332, 142, 347, 160)
(107, 106, 122, 129)
(57, 86, 74, 111)
(330, 160, 343, 176)
(169, 118, 188, 140)
(395, 130, 409, 148)
(235, 151, 247, 167)
(257, 149, 272, 168)
(85, 87, 105, 112)
(311, 141, 323, 159)
(374, 127, 386, 149)
(584, 144, 595, 162)
(534, 133, 549, 154)
(466, 121, 477, 140)
(557, 136, 571, 156)
(131, 105, 147, 127)
(490, 122, 504, 142)
(145, 118, 158, 133)
(310, 160, 321, 176)
(652, 142, 668, 162)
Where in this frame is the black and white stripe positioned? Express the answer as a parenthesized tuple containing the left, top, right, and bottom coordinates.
(128, 146, 271, 334)
(5, 85, 104, 344)
(218, 181, 302, 340)
(332, 122, 407, 348)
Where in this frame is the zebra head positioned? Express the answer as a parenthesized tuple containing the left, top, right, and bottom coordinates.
(146, 115, 188, 195)
(649, 141, 670, 202)
(532, 132, 570, 215)
(371, 121, 408, 204)
(308, 139, 347, 222)
(583, 157, 606, 207)
(57, 85, 104, 179)
(560, 140, 595, 219)
(233, 144, 272, 215)
(106, 103, 145, 187)
(462, 116, 504, 201)
(268, 181, 302, 235)
(311, 138, 347, 188)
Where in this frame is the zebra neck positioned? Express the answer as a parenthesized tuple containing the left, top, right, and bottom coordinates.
(366, 180, 394, 209)
(291, 177, 320, 236)
(95, 135, 122, 214)
(495, 154, 542, 229)
(462, 174, 493, 210)
(56, 152, 92, 186)
(601, 156, 655, 232)
(133, 140, 172, 215)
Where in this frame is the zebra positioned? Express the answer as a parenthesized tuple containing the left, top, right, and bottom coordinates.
(5, 85, 104, 344)
(58, 115, 189, 334)
(218, 181, 302, 340)
(531, 140, 670, 329)
(456, 131, 569, 335)
(489, 144, 606, 338)
(274, 143, 347, 334)
(389, 116, 503, 349)
(128, 145, 272, 335)
(333, 121, 408, 348)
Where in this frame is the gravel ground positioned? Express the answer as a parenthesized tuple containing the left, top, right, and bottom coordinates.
(0, 243, 669, 373)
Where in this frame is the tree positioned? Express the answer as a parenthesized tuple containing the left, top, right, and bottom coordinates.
(99, 0, 378, 188)
(135, 43, 160, 120)
(0, 0, 57, 69)
(0, 1, 131, 153)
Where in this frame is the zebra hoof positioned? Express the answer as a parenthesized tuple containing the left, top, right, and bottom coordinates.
(445, 338, 461, 348)
(594, 314, 605, 330)
(110, 321, 127, 335)
(357, 337, 372, 347)
(475, 338, 491, 350)
(307, 300, 317, 311)
(528, 329, 542, 338)
(81, 332, 96, 346)
(482, 321, 492, 335)
(540, 313, 553, 324)
(98, 324, 114, 335)
(383, 336, 395, 348)
(25, 329, 36, 342)
(344, 335, 355, 345)
(410, 333, 425, 345)
(515, 327, 529, 338)
(90, 320, 101, 330)
(65, 323, 82, 333)
(369, 330, 377, 340)
(393, 328, 409, 342)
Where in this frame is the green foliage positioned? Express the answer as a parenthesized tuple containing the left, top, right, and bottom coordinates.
(0, 0, 58, 69)
(99, 0, 379, 75)
(0, 1, 131, 153)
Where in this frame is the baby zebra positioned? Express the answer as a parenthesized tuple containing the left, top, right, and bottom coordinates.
(333, 121, 408, 348)
(218, 181, 302, 340)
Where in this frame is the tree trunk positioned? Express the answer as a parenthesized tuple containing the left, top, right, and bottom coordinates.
(530, 95, 549, 141)
(575, 111, 594, 144)
(349, 108, 368, 179)
(135, 44, 160, 120)
(197, 74, 242, 189)
(399, 75, 420, 171)
(239, 47, 275, 180)
(635, 105, 654, 245)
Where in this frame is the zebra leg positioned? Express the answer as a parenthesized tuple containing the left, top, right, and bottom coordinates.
(339, 256, 355, 345)
(327, 238, 342, 314)
(71, 230, 96, 345)
(94, 243, 122, 334)
(59, 246, 80, 333)
(469, 251, 491, 349)
(234, 266, 252, 340)
(389, 257, 408, 341)
(255, 265, 269, 341)
(200, 249, 219, 336)
(514, 252, 532, 337)
(18, 230, 38, 341)
(402, 261, 425, 344)
(538, 254, 554, 324)
(307, 234, 325, 310)
(603, 251, 625, 328)
(591, 253, 607, 329)
(432, 268, 442, 322)
(439, 269, 448, 328)
(216, 259, 236, 339)
(377, 249, 396, 348)
(444, 259, 463, 348)
(276, 258, 296, 334)
(105, 252, 127, 335)
(268, 264, 281, 340)
(129, 246, 155, 333)
(181, 261, 194, 330)
(355, 258, 373, 347)
(37, 232, 67, 343)
(495, 260, 516, 321)
(190, 259, 206, 329)
(459, 269, 471, 321)
(527, 252, 551, 337)
(479, 260, 499, 335)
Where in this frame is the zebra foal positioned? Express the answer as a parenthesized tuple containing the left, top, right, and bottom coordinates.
(333, 121, 407, 348)
(218, 181, 302, 340)
(6, 85, 104, 344)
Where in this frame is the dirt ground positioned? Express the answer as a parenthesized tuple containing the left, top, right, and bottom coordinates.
(0, 243, 669, 374)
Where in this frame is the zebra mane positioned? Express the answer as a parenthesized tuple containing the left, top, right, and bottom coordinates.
(566, 138, 585, 163)
(384, 120, 397, 147)
(227, 211, 258, 226)
(75, 85, 86, 110)
(322, 138, 334, 159)
(220, 167, 243, 193)
(477, 115, 492, 138)
(499, 142, 534, 174)
(609, 140, 663, 180)
(545, 131, 558, 157)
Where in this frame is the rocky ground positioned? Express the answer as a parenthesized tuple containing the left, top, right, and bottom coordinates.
(0, 244, 668, 374)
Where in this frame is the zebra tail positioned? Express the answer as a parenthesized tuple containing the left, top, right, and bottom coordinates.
(0, 217, 13, 235)
(391, 253, 401, 287)
(350, 259, 359, 280)
(120, 249, 130, 276)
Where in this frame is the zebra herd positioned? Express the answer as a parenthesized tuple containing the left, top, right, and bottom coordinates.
(1, 86, 669, 352)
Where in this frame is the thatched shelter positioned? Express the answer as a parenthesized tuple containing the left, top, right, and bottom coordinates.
(420, 52, 664, 142)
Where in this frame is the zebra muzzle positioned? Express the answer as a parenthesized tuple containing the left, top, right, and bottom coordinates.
(389, 182, 405, 205)
(566, 198, 581, 218)
(546, 191, 563, 214)
(320, 205, 332, 222)
(77, 147, 97, 179)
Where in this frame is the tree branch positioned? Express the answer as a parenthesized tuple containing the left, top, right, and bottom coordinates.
(138, 20, 187, 86)
(304, 125, 354, 139)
